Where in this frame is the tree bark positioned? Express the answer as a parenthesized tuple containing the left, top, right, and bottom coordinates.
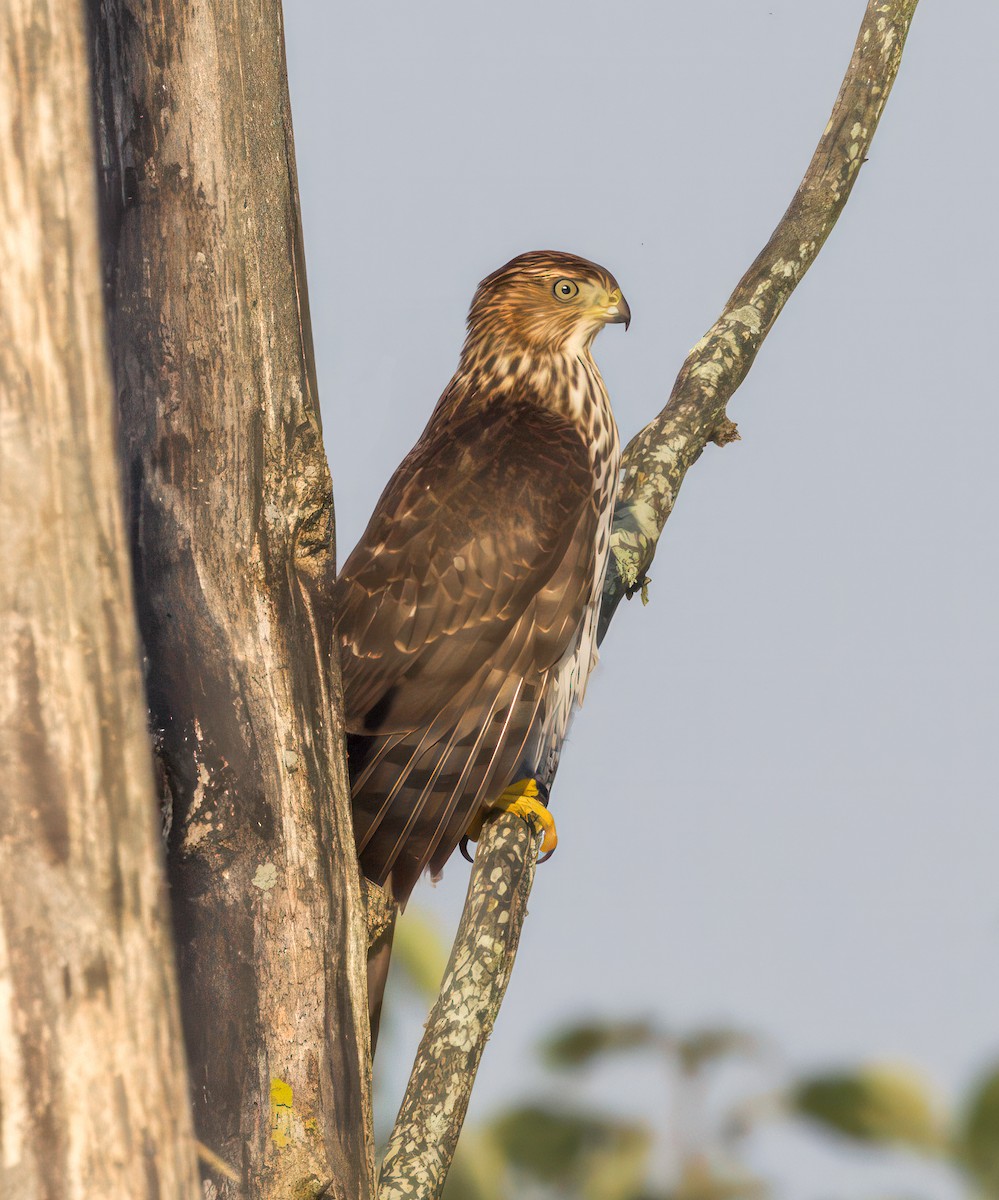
(0, 2, 200, 1197)
(88, 3, 374, 1197)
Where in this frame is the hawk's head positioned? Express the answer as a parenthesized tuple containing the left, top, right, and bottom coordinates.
(465, 250, 630, 356)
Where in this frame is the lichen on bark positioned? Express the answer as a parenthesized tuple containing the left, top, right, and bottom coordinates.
(378, 814, 541, 1200)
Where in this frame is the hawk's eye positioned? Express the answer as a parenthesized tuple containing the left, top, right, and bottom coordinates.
(553, 279, 579, 302)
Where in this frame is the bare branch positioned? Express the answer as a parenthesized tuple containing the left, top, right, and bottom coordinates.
(380, 2, 920, 1196)
(600, 0, 921, 634)
(378, 815, 542, 1200)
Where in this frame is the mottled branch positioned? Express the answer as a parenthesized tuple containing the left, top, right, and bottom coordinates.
(600, 0, 920, 636)
(379, 2, 920, 1197)
(378, 815, 541, 1200)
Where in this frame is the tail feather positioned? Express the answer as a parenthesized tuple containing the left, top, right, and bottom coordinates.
(350, 668, 549, 904)
(375, 684, 493, 881)
(352, 663, 498, 870)
(354, 722, 439, 857)
(428, 674, 548, 879)
(401, 677, 513, 876)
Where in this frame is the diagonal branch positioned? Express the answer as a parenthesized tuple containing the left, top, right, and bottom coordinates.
(379, 3, 920, 1197)
(600, 0, 921, 634)
(378, 814, 542, 1198)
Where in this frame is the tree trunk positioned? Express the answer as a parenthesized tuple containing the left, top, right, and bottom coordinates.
(0, 2, 200, 1197)
(88, 2, 374, 1196)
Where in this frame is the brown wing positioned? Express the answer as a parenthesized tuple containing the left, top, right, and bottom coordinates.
(334, 395, 594, 736)
(334, 392, 599, 901)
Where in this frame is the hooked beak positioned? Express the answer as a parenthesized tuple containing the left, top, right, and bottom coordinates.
(605, 288, 631, 330)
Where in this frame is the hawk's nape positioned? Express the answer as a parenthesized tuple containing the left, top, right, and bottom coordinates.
(334, 250, 629, 904)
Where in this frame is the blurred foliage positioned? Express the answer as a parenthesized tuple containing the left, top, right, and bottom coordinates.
(542, 1019, 662, 1069)
(791, 1064, 946, 1152)
(382, 908, 999, 1200)
(391, 907, 450, 1000)
(492, 1104, 652, 1199)
(442, 1129, 508, 1200)
(675, 1029, 760, 1076)
(955, 1065, 999, 1194)
(441, 1016, 771, 1200)
(541, 1020, 759, 1077)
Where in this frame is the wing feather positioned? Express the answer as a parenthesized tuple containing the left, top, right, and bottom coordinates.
(336, 381, 607, 901)
(334, 393, 595, 735)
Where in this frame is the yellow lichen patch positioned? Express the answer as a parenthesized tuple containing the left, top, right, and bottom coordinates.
(270, 1077, 294, 1148)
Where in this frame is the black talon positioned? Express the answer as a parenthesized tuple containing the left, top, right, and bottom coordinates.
(459, 836, 474, 863)
(538, 845, 556, 864)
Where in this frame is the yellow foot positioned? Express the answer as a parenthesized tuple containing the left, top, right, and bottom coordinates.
(487, 778, 557, 855)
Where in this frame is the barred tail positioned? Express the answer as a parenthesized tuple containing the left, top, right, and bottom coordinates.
(349, 669, 548, 904)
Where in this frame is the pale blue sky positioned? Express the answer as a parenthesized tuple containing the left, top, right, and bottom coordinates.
(285, 3, 999, 1195)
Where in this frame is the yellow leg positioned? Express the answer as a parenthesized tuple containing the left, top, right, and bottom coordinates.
(481, 778, 557, 854)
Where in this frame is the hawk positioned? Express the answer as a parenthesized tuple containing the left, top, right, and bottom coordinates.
(334, 250, 628, 904)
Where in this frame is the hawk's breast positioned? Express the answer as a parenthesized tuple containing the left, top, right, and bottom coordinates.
(528, 351, 620, 783)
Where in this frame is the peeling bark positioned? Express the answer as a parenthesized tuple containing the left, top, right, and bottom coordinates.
(0, 2, 199, 1196)
(88, 2, 374, 1196)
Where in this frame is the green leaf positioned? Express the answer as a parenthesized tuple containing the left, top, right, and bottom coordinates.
(676, 1029, 759, 1074)
(956, 1063, 999, 1191)
(674, 1155, 768, 1200)
(792, 1064, 945, 1153)
(391, 908, 449, 1000)
(489, 1104, 608, 1180)
(442, 1128, 508, 1200)
(583, 1124, 652, 1200)
(488, 1103, 651, 1196)
(541, 1019, 662, 1069)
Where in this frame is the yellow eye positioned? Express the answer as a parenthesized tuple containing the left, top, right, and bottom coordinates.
(552, 279, 579, 302)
